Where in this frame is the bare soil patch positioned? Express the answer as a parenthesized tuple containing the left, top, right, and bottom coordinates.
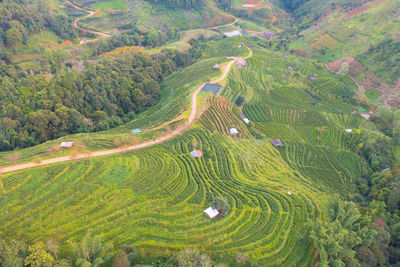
(326, 56, 365, 75)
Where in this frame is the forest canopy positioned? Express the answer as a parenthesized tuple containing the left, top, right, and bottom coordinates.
(0, 0, 77, 47)
(0, 50, 189, 151)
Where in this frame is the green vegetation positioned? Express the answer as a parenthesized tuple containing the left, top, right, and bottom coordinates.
(91, 0, 127, 11)
(359, 39, 400, 84)
(0, 38, 390, 265)
(0, 0, 77, 49)
(0, 51, 181, 151)
(0, 0, 399, 265)
(289, 0, 399, 63)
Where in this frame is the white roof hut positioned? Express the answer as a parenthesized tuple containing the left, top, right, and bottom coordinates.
(60, 142, 74, 148)
(212, 64, 219, 70)
(243, 118, 250, 125)
(229, 128, 239, 136)
(190, 150, 203, 158)
(360, 113, 370, 120)
(224, 30, 242, 37)
(287, 66, 294, 71)
(287, 191, 292, 195)
(345, 129, 353, 133)
(204, 207, 219, 219)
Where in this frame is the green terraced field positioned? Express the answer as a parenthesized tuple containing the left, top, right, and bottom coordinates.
(0, 38, 381, 265)
(0, 128, 322, 266)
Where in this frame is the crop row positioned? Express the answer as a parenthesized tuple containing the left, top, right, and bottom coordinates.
(0, 127, 321, 266)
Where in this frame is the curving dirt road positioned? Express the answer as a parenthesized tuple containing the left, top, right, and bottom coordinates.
(65, 0, 111, 38)
(0, 58, 240, 174)
(264, 0, 281, 32)
(208, 17, 240, 31)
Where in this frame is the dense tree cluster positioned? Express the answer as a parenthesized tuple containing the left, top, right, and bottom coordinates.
(310, 198, 378, 267)
(0, 51, 179, 151)
(214, 0, 233, 10)
(352, 106, 400, 266)
(0, 0, 77, 47)
(90, 24, 180, 56)
(0, 233, 218, 267)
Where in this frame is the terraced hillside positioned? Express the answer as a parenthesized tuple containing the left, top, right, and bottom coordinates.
(222, 47, 381, 194)
(0, 38, 381, 265)
(0, 127, 322, 265)
(72, 0, 233, 33)
(289, 0, 400, 63)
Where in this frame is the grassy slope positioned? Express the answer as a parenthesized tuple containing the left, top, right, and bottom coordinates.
(74, 0, 234, 33)
(0, 38, 383, 265)
(289, 0, 400, 63)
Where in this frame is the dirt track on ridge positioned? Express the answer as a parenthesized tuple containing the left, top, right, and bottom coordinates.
(0, 58, 239, 174)
(65, 0, 111, 39)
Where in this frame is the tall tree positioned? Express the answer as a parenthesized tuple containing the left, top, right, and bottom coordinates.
(70, 230, 113, 267)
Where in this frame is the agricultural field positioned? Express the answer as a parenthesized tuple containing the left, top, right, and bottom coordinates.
(288, 0, 400, 63)
(0, 37, 247, 166)
(72, 0, 234, 33)
(0, 36, 385, 265)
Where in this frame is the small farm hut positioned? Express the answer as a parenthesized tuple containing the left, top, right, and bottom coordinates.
(131, 129, 141, 134)
(311, 102, 318, 106)
(360, 113, 370, 120)
(224, 30, 242, 37)
(308, 76, 315, 80)
(236, 58, 247, 70)
(239, 112, 245, 119)
(282, 53, 288, 56)
(259, 32, 276, 39)
(204, 207, 220, 219)
(272, 139, 283, 147)
(243, 118, 250, 125)
(212, 64, 219, 70)
(345, 129, 353, 133)
(60, 142, 74, 148)
(190, 150, 203, 158)
(229, 128, 239, 136)
(287, 191, 292, 195)
(313, 73, 318, 77)
(287, 66, 294, 71)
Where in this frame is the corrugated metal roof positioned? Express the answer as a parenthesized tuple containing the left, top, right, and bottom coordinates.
(204, 207, 219, 219)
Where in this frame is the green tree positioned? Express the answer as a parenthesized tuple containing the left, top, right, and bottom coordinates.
(0, 239, 27, 267)
(71, 230, 113, 267)
(310, 198, 377, 267)
(5, 26, 23, 47)
(338, 62, 349, 76)
(24, 242, 54, 267)
(163, 248, 211, 267)
(112, 250, 130, 267)
(211, 196, 230, 217)
(235, 96, 245, 106)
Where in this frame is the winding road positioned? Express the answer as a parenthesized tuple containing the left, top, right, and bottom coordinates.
(0, 57, 241, 174)
(65, 0, 111, 38)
